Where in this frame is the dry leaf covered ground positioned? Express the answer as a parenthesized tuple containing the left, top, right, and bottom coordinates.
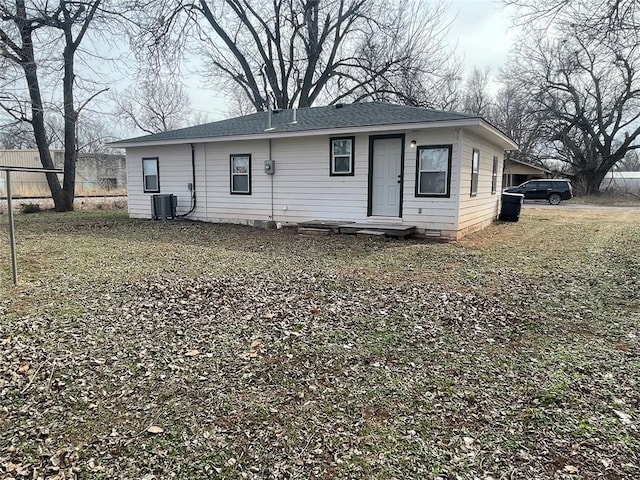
(1, 207, 639, 479)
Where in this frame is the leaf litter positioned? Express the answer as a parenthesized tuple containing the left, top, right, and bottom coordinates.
(0, 208, 639, 479)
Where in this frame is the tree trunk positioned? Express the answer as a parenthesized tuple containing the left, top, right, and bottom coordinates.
(61, 43, 77, 212)
(298, 0, 320, 108)
(572, 170, 607, 196)
(19, 20, 66, 210)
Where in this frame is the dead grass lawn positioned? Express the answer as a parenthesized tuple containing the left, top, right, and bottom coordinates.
(0, 207, 639, 479)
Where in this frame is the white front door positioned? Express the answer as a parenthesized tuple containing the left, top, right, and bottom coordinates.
(371, 137, 402, 217)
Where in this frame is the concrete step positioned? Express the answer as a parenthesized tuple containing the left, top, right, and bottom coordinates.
(356, 229, 387, 238)
(298, 227, 331, 236)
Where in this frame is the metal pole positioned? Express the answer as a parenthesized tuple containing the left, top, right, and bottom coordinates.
(6, 170, 17, 285)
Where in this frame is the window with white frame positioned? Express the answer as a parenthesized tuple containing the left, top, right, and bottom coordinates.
(330, 136, 354, 176)
(470, 149, 479, 196)
(415, 145, 452, 197)
(491, 156, 499, 194)
(230, 154, 251, 194)
(142, 157, 159, 193)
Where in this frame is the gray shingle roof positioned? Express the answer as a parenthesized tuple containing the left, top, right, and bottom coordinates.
(116, 102, 476, 144)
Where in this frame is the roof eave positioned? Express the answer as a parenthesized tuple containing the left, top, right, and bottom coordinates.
(508, 157, 551, 173)
(474, 119, 519, 150)
(108, 118, 518, 150)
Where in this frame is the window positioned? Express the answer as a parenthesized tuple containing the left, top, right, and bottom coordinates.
(470, 149, 479, 196)
(491, 156, 499, 194)
(415, 145, 452, 197)
(230, 154, 251, 194)
(524, 181, 549, 191)
(142, 157, 159, 193)
(330, 136, 355, 176)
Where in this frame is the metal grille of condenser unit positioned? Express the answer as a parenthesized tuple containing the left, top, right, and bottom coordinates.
(152, 194, 176, 220)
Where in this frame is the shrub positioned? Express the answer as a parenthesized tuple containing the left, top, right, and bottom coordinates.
(113, 199, 127, 209)
(20, 202, 42, 214)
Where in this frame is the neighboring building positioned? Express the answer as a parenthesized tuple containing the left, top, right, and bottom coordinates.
(502, 158, 550, 187)
(74, 153, 127, 191)
(0, 149, 64, 196)
(110, 102, 518, 240)
(0, 149, 126, 196)
(601, 171, 640, 194)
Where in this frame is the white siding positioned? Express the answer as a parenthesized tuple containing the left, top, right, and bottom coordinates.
(126, 145, 195, 219)
(199, 140, 272, 223)
(271, 135, 367, 223)
(401, 128, 460, 237)
(124, 126, 509, 239)
(193, 134, 369, 225)
(456, 130, 505, 238)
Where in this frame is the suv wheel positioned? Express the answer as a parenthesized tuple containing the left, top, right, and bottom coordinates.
(548, 193, 562, 205)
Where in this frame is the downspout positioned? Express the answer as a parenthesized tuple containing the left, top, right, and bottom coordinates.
(178, 143, 197, 217)
(454, 128, 463, 232)
(269, 138, 274, 221)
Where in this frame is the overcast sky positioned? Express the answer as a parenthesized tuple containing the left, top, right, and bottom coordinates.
(161, 0, 519, 122)
(448, 0, 517, 74)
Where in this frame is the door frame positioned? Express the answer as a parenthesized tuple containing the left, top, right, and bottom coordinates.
(367, 133, 405, 218)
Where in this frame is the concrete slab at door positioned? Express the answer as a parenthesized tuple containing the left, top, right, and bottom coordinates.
(371, 137, 402, 216)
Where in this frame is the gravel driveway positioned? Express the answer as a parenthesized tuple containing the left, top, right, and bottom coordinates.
(523, 200, 640, 210)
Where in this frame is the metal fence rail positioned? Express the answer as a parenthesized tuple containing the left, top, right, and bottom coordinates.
(1, 166, 63, 285)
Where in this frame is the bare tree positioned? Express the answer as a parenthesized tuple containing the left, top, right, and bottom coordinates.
(136, 0, 460, 111)
(491, 77, 546, 165)
(115, 74, 192, 134)
(0, 1, 112, 211)
(614, 150, 640, 171)
(501, 0, 640, 194)
(462, 67, 493, 117)
(428, 71, 464, 112)
(506, 32, 640, 194)
(225, 88, 256, 117)
(0, 119, 36, 148)
(76, 114, 118, 154)
(503, 0, 639, 36)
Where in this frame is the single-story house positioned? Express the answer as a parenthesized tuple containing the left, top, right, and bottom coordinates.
(110, 102, 517, 240)
(502, 157, 550, 187)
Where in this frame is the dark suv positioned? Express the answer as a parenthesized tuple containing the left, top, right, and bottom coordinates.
(504, 179, 573, 205)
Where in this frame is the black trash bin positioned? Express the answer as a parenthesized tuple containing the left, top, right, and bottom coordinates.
(499, 192, 524, 222)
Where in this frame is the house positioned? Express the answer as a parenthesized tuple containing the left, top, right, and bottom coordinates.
(502, 157, 550, 187)
(0, 149, 126, 196)
(109, 102, 517, 240)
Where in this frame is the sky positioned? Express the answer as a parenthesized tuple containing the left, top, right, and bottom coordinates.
(183, 0, 519, 121)
(447, 0, 517, 78)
